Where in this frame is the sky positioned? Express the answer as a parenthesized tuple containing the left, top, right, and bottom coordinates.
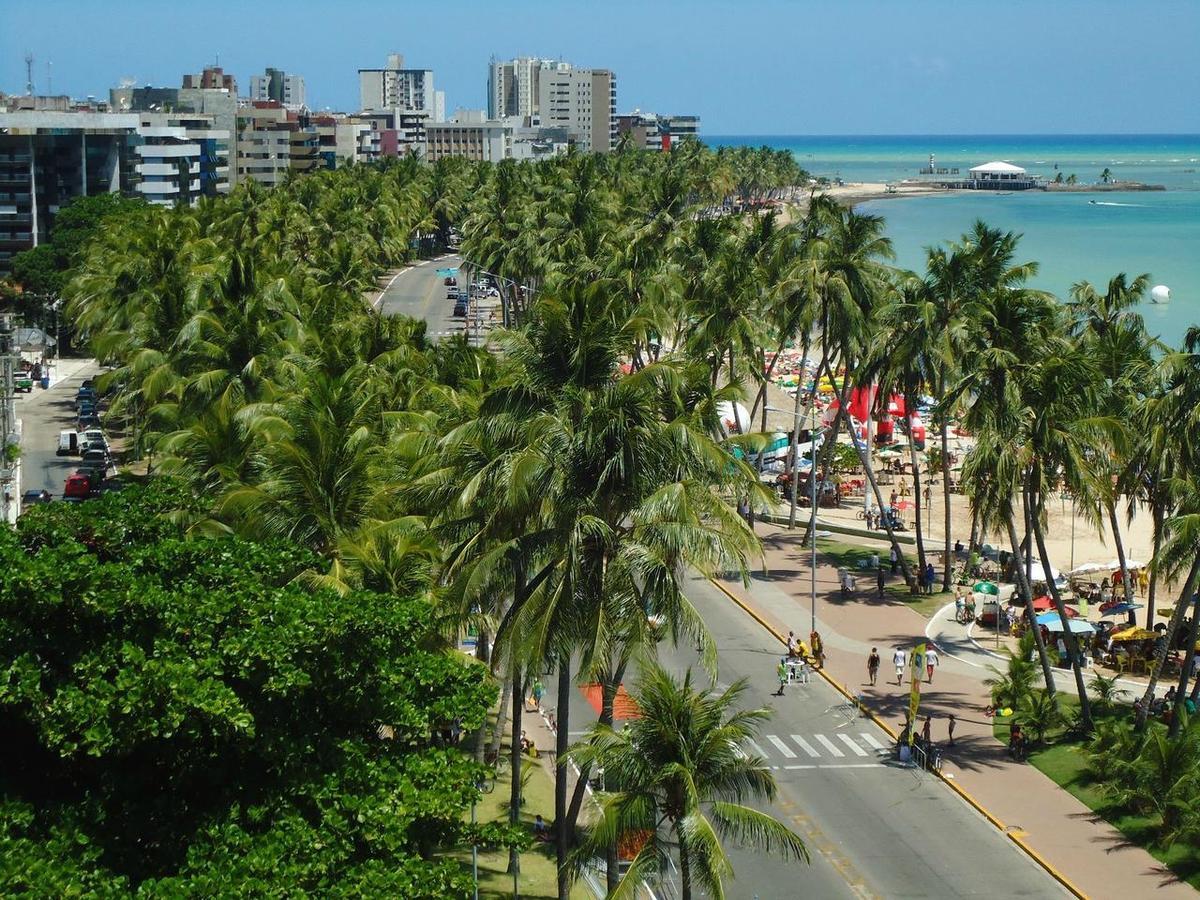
(3, 0, 1199, 134)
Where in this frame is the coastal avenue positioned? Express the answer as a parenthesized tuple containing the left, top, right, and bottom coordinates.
(374, 273, 1064, 897)
(374, 254, 464, 339)
(556, 577, 1066, 899)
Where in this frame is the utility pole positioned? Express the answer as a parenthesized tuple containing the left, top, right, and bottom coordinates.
(25, 52, 35, 96)
(1, 313, 20, 524)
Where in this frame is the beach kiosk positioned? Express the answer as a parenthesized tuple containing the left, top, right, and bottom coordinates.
(968, 161, 1038, 190)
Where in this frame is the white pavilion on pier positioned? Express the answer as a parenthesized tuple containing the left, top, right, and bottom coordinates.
(967, 161, 1038, 190)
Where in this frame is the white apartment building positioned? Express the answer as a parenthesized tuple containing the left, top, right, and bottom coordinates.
(537, 67, 617, 153)
(487, 56, 570, 120)
(358, 54, 444, 152)
(134, 113, 230, 205)
(425, 110, 569, 163)
(249, 68, 307, 112)
(235, 106, 320, 187)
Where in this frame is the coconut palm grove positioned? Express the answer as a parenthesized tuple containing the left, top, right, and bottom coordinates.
(3, 142, 1200, 896)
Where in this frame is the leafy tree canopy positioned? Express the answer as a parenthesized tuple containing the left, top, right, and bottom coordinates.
(0, 481, 496, 896)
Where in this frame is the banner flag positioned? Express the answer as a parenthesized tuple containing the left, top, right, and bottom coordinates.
(907, 642, 925, 744)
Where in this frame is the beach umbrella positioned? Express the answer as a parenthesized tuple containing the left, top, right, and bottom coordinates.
(1069, 562, 1110, 576)
(1109, 626, 1156, 642)
(1100, 603, 1144, 617)
(1029, 596, 1058, 613)
(1039, 616, 1096, 634)
(1106, 559, 1145, 571)
(974, 581, 999, 595)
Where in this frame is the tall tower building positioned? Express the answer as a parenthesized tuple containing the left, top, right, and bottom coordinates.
(249, 67, 306, 111)
(537, 67, 616, 153)
(487, 56, 568, 120)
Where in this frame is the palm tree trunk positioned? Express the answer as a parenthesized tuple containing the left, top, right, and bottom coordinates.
(507, 665, 523, 877)
(907, 424, 927, 576)
(1032, 494, 1092, 731)
(750, 339, 787, 425)
(473, 627, 492, 763)
(490, 676, 512, 761)
(1145, 505, 1163, 631)
(1136, 552, 1200, 731)
(555, 659, 571, 900)
(1005, 515, 1056, 695)
(1107, 503, 1136, 621)
(788, 379, 805, 529)
(940, 416, 953, 591)
(1169, 606, 1200, 739)
(822, 357, 914, 588)
(679, 833, 692, 900)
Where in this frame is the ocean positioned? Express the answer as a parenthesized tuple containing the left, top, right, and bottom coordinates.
(708, 135, 1200, 346)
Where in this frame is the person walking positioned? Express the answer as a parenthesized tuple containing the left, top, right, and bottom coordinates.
(947, 713, 956, 746)
(925, 646, 940, 683)
(893, 647, 907, 686)
(877, 566, 886, 599)
(867, 647, 880, 685)
(922, 715, 932, 746)
(531, 676, 546, 711)
(810, 631, 824, 668)
(924, 562, 936, 595)
(917, 565, 927, 594)
(776, 658, 788, 696)
(890, 545, 899, 575)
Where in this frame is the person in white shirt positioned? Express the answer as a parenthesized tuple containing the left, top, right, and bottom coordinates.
(925, 647, 940, 683)
(893, 647, 907, 686)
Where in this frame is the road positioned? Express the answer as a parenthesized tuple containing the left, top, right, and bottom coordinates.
(375, 255, 468, 340)
(16, 360, 100, 504)
(559, 576, 1065, 899)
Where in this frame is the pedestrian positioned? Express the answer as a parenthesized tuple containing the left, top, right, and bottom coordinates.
(917, 566, 927, 594)
(925, 646, 939, 683)
(922, 715, 932, 746)
(867, 647, 880, 685)
(924, 562, 936, 594)
(531, 677, 545, 711)
(787, 630, 797, 657)
(947, 713, 956, 746)
(890, 545, 899, 575)
(870, 551, 879, 571)
(890, 489, 898, 508)
(776, 657, 788, 696)
(954, 588, 965, 622)
(877, 566, 886, 599)
(893, 646, 907, 686)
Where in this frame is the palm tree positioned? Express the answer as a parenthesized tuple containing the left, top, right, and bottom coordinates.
(1100, 168, 1113, 184)
(569, 665, 808, 899)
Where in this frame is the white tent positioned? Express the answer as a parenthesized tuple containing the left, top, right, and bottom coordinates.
(1024, 560, 1065, 588)
(969, 161, 1027, 175)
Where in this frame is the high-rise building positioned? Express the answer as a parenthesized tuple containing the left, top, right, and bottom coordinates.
(250, 68, 307, 112)
(358, 54, 444, 152)
(616, 111, 701, 151)
(0, 110, 230, 270)
(487, 56, 569, 120)
(234, 104, 320, 187)
(183, 66, 237, 93)
(537, 67, 616, 153)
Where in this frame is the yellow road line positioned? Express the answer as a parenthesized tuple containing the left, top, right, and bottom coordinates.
(707, 575, 1089, 900)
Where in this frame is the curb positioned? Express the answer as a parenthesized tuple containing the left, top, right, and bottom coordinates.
(707, 576, 1088, 900)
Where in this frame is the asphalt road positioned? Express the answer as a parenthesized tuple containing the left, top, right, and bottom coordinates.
(16, 361, 101, 504)
(375, 255, 467, 340)
(558, 576, 1065, 899)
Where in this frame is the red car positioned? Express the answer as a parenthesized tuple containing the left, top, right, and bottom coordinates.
(63, 473, 92, 500)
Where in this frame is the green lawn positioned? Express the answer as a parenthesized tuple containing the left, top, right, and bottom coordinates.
(816, 537, 951, 618)
(991, 691, 1200, 889)
(452, 723, 589, 898)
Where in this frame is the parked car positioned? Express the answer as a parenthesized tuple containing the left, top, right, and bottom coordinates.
(80, 447, 109, 469)
(452, 300, 468, 317)
(21, 489, 52, 507)
(78, 413, 102, 430)
(14, 371, 34, 393)
(57, 430, 81, 456)
(81, 429, 109, 453)
(75, 465, 106, 492)
(63, 472, 93, 500)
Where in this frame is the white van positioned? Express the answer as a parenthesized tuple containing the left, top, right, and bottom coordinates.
(57, 430, 80, 456)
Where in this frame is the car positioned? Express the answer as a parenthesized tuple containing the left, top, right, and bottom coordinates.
(21, 489, 52, 507)
(80, 448, 109, 469)
(446, 288, 460, 299)
(14, 371, 34, 393)
(57, 430, 81, 456)
(78, 413, 102, 430)
(443, 276, 456, 286)
(452, 300, 468, 317)
(75, 466, 105, 493)
(81, 429, 109, 452)
(63, 472, 93, 500)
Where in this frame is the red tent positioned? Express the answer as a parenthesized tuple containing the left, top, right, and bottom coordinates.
(1030, 596, 1077, 615)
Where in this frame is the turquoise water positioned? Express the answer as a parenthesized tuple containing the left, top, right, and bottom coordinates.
(708, 135, 1200, 345)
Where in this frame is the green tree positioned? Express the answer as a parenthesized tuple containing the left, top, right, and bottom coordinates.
(569, 665, 808, 899)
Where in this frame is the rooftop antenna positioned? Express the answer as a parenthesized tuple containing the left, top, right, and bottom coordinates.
(25, 51, 34, 95)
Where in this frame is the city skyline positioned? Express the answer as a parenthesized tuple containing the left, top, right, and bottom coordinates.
(3, 0, 1199, 134)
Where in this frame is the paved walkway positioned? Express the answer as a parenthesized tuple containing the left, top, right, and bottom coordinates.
(715, 522, 1195, 900)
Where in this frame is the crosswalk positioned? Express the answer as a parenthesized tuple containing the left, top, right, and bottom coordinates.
(737, 731, 890, 769)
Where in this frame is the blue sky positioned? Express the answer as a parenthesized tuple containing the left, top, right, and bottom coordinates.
(4, 0, 1198, 134)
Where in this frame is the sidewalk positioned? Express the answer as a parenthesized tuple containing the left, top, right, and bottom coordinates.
(716, 521, 1194, 900)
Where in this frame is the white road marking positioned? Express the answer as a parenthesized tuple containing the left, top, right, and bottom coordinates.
(813, 734, 845, 757)
(838, 734, 870, 757)
(791, 735, 821, 758)
(860, 732, 887, 751)
(766, 735, 797, 758)
(744, 738, 768, 758)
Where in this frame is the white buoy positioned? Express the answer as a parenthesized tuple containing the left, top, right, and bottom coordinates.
(1150, 284, 1170, 304)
